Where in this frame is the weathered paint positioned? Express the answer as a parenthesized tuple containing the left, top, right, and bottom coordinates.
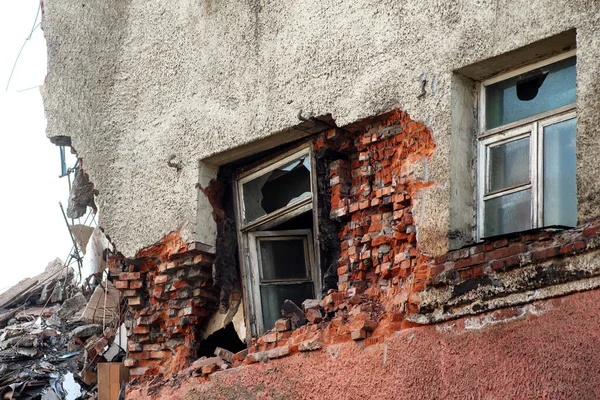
(128, 288, 600, 399)
(42, 0, 600, 257)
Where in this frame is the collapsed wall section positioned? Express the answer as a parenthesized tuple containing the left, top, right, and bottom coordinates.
(323, 110, 435, 314)
(110, 232, 219, 378)
(112, 108, 600, 389)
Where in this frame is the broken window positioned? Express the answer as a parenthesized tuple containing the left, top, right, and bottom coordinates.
(235, 145, 320, 334)
(478, 51, 577, 238)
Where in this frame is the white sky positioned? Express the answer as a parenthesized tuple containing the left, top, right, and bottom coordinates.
(0, 1, 74, 291)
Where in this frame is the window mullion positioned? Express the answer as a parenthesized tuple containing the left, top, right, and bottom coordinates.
(477, 140, 486, 241)
(532, 121, 541, 229)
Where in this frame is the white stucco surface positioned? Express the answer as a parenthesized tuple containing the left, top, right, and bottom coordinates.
(43, 0, 600, 257)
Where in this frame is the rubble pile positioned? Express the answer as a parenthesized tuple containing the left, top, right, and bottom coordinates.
(0, 259, 125, 399)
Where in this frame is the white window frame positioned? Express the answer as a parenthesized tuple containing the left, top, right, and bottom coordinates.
(477, 50, 576, 240)
(236, 146, 313, 231)
(233, 144, 321, 336)
(247, 229, 318, 334)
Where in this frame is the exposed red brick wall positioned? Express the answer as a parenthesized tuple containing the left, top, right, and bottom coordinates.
(323, 111, 435, 312)
(115, 109, 600, 387)
(432, 221, 599, 281)
(111, 232, 219, 378)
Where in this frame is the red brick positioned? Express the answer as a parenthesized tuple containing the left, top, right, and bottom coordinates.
(114, 280, 129, 290)
(275, 319, 291, 332)
(130, 280, 144, 289)
(202, 364, 219, 375)
(429, 264, 445, 277)
(150, 350, 172, 359)
(152, 287, 165, 298)
(129, 351, 151, 360)
(371, 235, 392, 247)
(119, 272, 141, 281)
(133, 325, 150, 335)
(531, 249, 547, 261)
(501, 244, 527, 258)
(123, 359, 137, 367)
(504, 256, 520, 268)
(494, 239, 509, 248)
(142, 343, 164, 352)
(137, 359, 164, 368)
(545, 246, 561, 258)
(491, 259, 505, 271)
(172, 279, 190, 290)
(559, 244, 574, 254)
(455, 253, 485, 269)
(471, 266, 484, 278)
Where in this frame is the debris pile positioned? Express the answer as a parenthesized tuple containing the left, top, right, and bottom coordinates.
(0, 259, 125, 399)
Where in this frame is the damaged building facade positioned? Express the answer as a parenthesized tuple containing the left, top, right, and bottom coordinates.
(41, 0, 600, 398)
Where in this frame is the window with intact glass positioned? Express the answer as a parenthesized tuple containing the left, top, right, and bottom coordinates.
(485, 56, 576, 129)
(484, 189, 532, 237)
(487, 137, 530, 193)
(259, 238, 308, 281)
(543, 118, 577, 227)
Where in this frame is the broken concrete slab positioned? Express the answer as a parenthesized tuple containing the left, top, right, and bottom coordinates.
(81, 282, 120, 325)
(0, 260, 70, 310)
(0, 335, 38, 350)
(69, 224, 95, 256)
(58, 292, 87, 320)
(70, 324, 102, 339)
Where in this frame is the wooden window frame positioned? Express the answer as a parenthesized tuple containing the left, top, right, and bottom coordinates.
(233, 144, 321, 337)
(247, 229, 319, 334)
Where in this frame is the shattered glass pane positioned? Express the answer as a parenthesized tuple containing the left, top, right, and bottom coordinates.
(486, 56, 576, 129)
(260, 283, 314, 330)
(484, 189, 532, 237)
(259, 238, 308, 281)
(543, 118, 577, 227)
(242, 156, 311, 224)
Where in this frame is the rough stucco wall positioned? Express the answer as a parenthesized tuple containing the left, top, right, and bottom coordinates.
(128, 289, 600, 399)
(43, 0, 600, 257)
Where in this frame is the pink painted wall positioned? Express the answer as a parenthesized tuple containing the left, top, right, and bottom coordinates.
(129, 289, 600, 399)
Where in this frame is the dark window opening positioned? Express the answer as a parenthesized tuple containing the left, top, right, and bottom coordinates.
(197, 323, 246, 359)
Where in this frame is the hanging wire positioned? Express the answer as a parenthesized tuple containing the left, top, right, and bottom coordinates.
(5, 4, 42, 92)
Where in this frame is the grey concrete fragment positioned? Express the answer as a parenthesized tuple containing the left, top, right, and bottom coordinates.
(70, 324, 102, 339)
(15, 347, 39, 358)
(298, 336, 322, 352)
(281, 300, 307, 329)
(0, 335, 38, 350)
(67, 168, 97, 219)
(301, 299, 322, 311)
(58, 292, 87, 321)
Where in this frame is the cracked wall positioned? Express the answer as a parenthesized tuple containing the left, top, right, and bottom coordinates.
(42, 0, 600, 258)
